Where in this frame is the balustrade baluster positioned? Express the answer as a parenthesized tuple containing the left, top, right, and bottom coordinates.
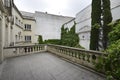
(16, 48, 19, 55)
(24, 47, 27, 53)
(68, 51, 70, 56)
(92, 54, 96, 64)
(72, 52, 74, 57)
(36, 46, 38, 51)
(78, 52, 81, 59)
(28, 47, 30, 53)
(26, 47, 28, 54)
(87, 54, 90, 62)
(39, 46, 41, 50)
(31, 47, 33, 52)
(75, 51, 77, 58)
(75, 51, 78, 58)
(85, 52, 88, 61)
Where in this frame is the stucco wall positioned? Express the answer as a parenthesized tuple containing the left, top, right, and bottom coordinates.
(12, 7, 24, 45)
(23, 19, 36, 43)
(111, 6, 120, 21)
(35, 11, 74, 40)
(76, 5, 91, 50)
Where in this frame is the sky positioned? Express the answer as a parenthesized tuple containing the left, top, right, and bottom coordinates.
(14, 0, 92, 17)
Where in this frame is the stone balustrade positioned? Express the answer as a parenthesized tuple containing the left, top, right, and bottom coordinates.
(4, 44, 46, 58)
(47, 44, 107, 69)
(3, 44, 107, 70)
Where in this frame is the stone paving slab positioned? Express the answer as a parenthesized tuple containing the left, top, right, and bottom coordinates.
(0, 52, 106, 80)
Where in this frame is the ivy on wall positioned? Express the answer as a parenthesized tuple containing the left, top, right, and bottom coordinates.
(61, 22, 83, 48)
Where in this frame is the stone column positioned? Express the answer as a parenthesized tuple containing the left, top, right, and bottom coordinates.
(0, 17, 3, 63)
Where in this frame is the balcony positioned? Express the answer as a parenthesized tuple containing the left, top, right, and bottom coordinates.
(0, 44, 106, 80)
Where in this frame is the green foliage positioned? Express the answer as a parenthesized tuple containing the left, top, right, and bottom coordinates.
(44, 39, 61, 45)
(96, 40, 120, 80)
(38, 35, 43, 44)
(61, 22, 82, 48)
(108, 20, 120, 44)
(96, 20, 120, 80)
(91, 0, 101, 25)
(105, 40, 120, 80)
(90, 23, 100, 50)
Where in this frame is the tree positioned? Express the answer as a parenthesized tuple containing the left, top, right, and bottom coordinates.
(102, 0, 113, 49)
(90, 0, 112, 50)
(38, 35, 43, 44)
(90, 0, 101, 50)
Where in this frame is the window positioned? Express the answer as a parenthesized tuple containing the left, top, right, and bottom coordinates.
(15, 17, 18, 25)
(4, 0, 10, 7)
(25, 24, 31, 30)
(25, 36, 31, 42)
(19, 20, 20, 25)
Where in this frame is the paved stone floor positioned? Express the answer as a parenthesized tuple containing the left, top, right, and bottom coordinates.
(0, 52, 105, 80)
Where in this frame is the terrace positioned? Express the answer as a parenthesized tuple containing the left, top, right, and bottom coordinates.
(0, 44, 106, 80)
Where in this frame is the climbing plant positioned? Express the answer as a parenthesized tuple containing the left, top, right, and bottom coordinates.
(60, 22, 82, 48)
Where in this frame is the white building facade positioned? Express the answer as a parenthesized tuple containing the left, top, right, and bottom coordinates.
(76, 0, 120, 50)
(35, 11, 74, 40)
(21, 11, 36, 44)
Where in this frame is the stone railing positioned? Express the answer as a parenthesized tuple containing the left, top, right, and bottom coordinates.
(3, 44, 107, 70)
(4, 44, 46, 58)
(47, 44, 107, 69)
